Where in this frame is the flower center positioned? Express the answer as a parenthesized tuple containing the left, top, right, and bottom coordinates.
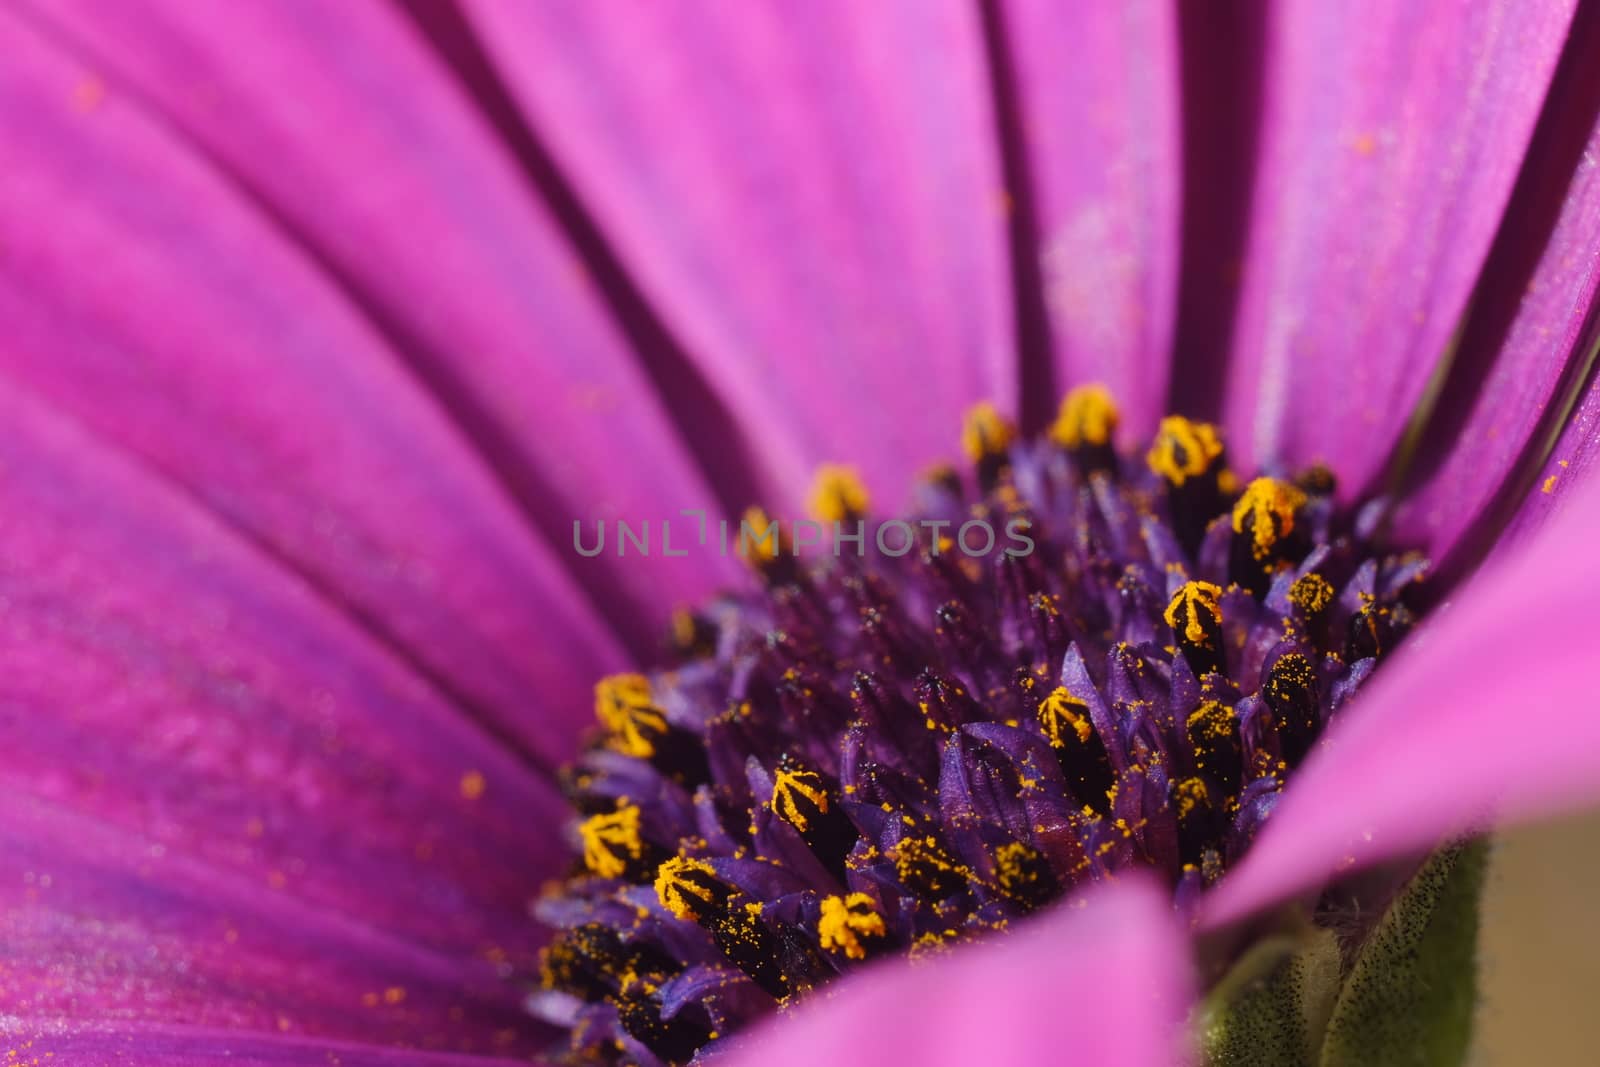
(533, 387, 1428, 1065)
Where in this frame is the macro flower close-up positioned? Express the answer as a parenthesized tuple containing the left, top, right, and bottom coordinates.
(5, 1, 1600, 1064)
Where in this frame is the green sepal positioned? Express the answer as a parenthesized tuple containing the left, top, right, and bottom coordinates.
(1197, 926, 1341, 1066)
(1318, 841, 1487, 1067)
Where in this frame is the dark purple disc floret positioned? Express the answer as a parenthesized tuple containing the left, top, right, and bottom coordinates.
(535, 389, 1426, 1065)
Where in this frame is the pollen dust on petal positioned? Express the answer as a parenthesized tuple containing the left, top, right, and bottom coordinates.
(72, 76, 106, 113)
(460, 770, 487, 800)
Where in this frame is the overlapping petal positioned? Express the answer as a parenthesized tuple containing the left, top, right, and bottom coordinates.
(1392, 5, 1600, 562)
(1500, 361, 1600, 550)
(13, 0, 741, 656)
(0, 798, 543, 1056)
(1222, 0, 1575, 486)
(0, 1023, 533, 1067)
(462, 0, 1016, 511)
(720, 877, 1192, 1067)
(0, 387, 566, 977)
(1204, 471, 1600, 928)
(0, 8, 631, 760)
(995, 0, 1181, 438)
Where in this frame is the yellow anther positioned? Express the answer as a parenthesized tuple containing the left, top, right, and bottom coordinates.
(579, 801, 644, 879)
(909, 928, 958, 961)
(594, 673, 667, 758)
(739, 505, 783, 565)
(1232, 477, 1307, 561)
(771, 765, 830, 833)
(670, 608, 697, 649)
(1288, 572, 1335, 615)
(889, 834, 965, 896)
(1173, 776, 1210, 820)
(1186, 700, 1235, 748)
(1051, 383, 1119, 450)
(1164, 581, 1224, 647)
(817, 893, 886, 960)
(960, 402, 1015, 462)
(1264, 651, 1318, 711)
(1037, 686, 1094, 749)
(807, 464, 870, 523)
(1146, 416, 1223, 485)
(993, 841, 1045, 898)
(654, 856, 720, 921)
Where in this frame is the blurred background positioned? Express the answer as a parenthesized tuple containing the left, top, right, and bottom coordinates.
(1475, 808, 1600, 1064)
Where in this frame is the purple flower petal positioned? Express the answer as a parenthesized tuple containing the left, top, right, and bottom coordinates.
(0, 1026, 534, 1067)
(14, 0, 741, 653)
(461, 0, 1016, 510)
(0, 797, 545, 1055)
(0, 393, 567, 970)
(717, 877, 1192, 1067)
(1221, 0, 1576, 485)
(1392, 9, 1600, 560)
(1203, 471, 1600, 928)
(1499, 360, 1600, 550)
(0, 9, 638, 759)
(996, 0, 1181, 437)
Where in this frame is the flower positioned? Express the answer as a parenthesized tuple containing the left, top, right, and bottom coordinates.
(1, 2, 1599, 1066)
(538, 401, 1431, 1062)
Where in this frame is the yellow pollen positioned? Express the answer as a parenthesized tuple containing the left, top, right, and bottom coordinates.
(960, 401, 1015, 462)
(771, 766, 830, 833)
(1050, 384, 1119, 450)
(1232, 477, 1307, 560)
(654, 856, 719, 921)
(994, 841, 1042, 895)
(579, 801, 644, 879)
(1164, 581, 1223, 647)
(594, 673, 668, 758)
(1187, 700, 1234, 748)
(1146, 416, 1223, 485)
(1037, 686, 1094, 749)
(1174, 777, 1210, 819)
(739, 506, 783, 565)
(670, 608, 697, 648)
(1288, 572, 1335, 615)
(459, 770, 486, 800)
(817, 893, 886, 960)
(807, 464, 870, 523)
(890, 834, 963, 890)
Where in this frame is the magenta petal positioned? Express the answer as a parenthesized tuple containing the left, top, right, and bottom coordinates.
(1203, 472, 1600, 928)
(1222, 0, 1576, 484)
(1499, 364, 1600, 551)
(0, 1027, 531, 1067)
(0, 797, 544, 1055)
(996, 0, 1182, 438)
(0, 9, 640, 759)
(16, 0, 741, 652)
(720, 878, 1192, 1067)
(0, 392, 568, 971)
(461, 0, 1016, 509)
(1392, 11, 1600, 560)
